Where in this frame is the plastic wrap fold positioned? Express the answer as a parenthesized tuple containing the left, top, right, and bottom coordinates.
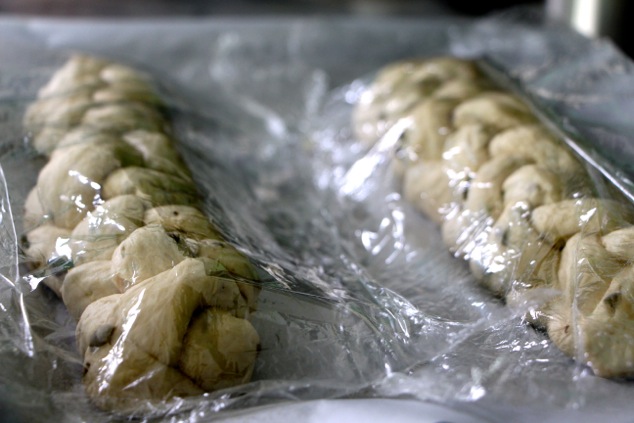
(3, 9, 634, 423)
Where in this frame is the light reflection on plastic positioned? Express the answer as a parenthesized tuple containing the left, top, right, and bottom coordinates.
(361, 230, 377, 251)
(386, 209, 405, 264)
(93, 193, 104, 208)
(345, 80, 367, 105)
(106, 218, 126, 232)
(99, 289, 145, 394)
(442, 144, 460, 161)
(73, 194, 86, 210)
(504, 338, 550, 353)
(88, 213, 126, 233)
(471, 181, 494, 190)
(384, 362, 393, 376)
(54, 237, 72, 261)
(262, 263, 291, 289)
(469, 228, 507, 273)
(468, 385, 486, 400)
(453, 212, 495, 259)
(19, 294, 35, 357)
(373, 234, 389, 256)
(571, 0, 602, 37)
(445, 168, 468, 185)
(341, 119, 411, 199)
(68, 169, 101, 190)
(24, 274, 44, 292)
(359, 205, 407, 261)
(86, 212, 99, 231)
(579, 207, 596, 223)
(130, 265, 140, 287)
(0, 273, 16, 289)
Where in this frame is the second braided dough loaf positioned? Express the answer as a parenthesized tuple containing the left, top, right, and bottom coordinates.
(355, 57, 634, 378)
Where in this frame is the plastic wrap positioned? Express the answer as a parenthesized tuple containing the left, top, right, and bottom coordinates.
(2, 55, 427, 422)
(3, 10, 634, 423)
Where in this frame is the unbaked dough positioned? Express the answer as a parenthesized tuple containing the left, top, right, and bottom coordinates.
(22, 55, 261, 413)
(355, 56, 634, 378)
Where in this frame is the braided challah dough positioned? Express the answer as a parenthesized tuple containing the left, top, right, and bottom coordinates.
(22, 55, 260, 413)
(355, 57, 634, 378)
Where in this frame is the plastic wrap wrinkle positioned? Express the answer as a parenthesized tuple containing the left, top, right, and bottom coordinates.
(0, 164, 18, 283)
(4, 11, 634, 423)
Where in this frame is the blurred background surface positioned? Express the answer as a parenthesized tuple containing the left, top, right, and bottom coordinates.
(0, 0, 631, 56)
(0, 0, 537, 17)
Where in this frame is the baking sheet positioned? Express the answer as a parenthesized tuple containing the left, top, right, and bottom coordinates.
(2, 10, 634, 422)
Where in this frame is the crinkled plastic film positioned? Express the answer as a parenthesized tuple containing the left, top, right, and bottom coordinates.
(314, 11, 634, 422)
(3, 10, 634, 423)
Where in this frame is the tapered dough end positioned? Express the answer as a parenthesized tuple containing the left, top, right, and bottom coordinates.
(545, 300, 577, 358)
(403, 161, 453, 225)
